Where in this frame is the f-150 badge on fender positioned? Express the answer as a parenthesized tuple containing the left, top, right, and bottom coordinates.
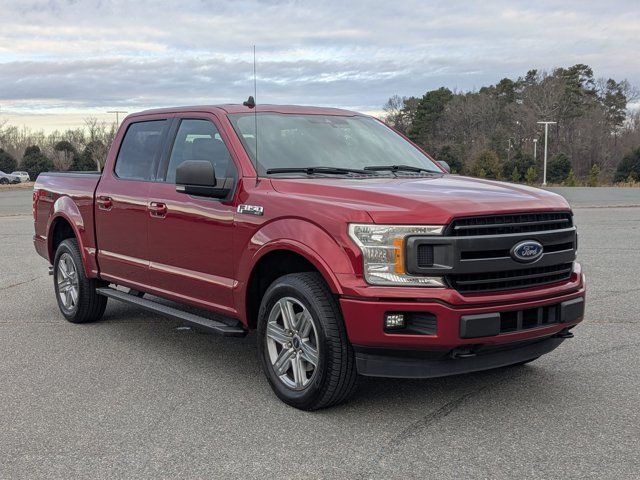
(237, 204, 264, 216)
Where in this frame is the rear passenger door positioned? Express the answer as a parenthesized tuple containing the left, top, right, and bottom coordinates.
(146, 115, 239, 315)
(95, 118, 170, 288)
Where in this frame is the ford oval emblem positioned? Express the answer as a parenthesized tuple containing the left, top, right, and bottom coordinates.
(510, 240, 544, 263)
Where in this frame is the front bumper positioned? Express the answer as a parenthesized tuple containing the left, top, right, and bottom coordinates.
(338, 267, 585, 377)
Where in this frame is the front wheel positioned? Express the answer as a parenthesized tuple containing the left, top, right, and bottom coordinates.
(257, 272, 357, 410)
(53, 238, 107, 323)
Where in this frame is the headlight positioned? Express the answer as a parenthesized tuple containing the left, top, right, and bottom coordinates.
(348, 224, 445, 286)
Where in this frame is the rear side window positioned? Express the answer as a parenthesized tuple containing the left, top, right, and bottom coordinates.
(114, 120, 166, 181)
(165, 119, 235, 183)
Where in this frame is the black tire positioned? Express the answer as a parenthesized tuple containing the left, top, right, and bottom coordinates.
(0, 178, 8, 184)
(257, 272, 358, 410)
(53, 238, 107, 323)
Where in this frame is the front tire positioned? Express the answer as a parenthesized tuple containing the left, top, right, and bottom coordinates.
(53, 238, 107, 323)
(257, 272, 357, 410)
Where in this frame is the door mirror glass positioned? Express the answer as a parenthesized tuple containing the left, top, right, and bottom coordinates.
(175, 160, 229, 198)
(437, 160, 451, 173)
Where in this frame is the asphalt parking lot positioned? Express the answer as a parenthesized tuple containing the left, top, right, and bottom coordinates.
(1, 187, 639, 479)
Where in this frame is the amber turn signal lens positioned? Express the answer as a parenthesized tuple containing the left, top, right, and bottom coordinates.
(393, 237, 405, 274)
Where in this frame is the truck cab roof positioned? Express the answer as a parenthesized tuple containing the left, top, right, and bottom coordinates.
(131, 104, 362, 118)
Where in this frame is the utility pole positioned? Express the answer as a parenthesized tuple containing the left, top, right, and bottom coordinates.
(107, 110, 127, 125)
(537, 121, 556, 186)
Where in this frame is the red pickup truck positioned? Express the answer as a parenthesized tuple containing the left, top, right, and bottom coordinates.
(33, 104, 585, 410)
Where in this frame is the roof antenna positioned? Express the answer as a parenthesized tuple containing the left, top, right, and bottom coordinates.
(243, 45, 259, 184)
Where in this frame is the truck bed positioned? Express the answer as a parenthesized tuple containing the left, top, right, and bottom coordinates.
(33, 171, 102, 272)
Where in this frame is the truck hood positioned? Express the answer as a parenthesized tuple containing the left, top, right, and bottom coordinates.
(270, 175, 571, 224)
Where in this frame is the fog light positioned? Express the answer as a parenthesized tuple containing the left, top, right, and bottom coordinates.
(384, 313, 405, 329)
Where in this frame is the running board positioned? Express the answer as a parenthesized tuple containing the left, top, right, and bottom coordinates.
(96, 287, 247, 337)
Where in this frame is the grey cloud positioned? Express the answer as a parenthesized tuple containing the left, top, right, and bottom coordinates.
(0, 56, 465, 110)
(0, 0, 638, 113)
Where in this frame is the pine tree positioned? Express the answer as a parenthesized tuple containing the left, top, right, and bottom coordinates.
(21, 146, 53, 180)
(525, 166, 536, 185)
(547, 153, 571, 183)
(471, 150, 502, 179)
(510, 166, 520, 183)
(0, 149, 17, 173)
(587, 164, 600, 187)
(614, 148, 640, 182)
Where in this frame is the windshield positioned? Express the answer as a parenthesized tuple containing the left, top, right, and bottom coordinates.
(228, 113, 440, 175)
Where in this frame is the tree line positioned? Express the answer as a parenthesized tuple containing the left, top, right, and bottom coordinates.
(1, 64, 639, 185)
(0, 118, 116, 180)
(383, 64, 640, 185)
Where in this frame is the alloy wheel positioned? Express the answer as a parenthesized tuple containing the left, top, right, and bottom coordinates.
(57, 252, 80, 312)
(265, 297, 320, 390)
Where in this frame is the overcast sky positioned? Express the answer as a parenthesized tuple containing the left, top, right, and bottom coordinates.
(1, 0, 639, 130)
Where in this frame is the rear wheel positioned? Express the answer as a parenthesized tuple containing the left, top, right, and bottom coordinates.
(0, 178, 8, 184)
(53, 238, 107, 323)
(257, 272, 357, 410)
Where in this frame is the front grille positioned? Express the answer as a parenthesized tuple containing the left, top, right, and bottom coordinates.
(447, 212, 573, 236)
(448, 263, 573, 294)
(408, 211, 577, 294)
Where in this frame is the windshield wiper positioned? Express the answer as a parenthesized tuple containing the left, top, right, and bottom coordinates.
(266, 166, 375, 175)
(363, 164, 440, 174)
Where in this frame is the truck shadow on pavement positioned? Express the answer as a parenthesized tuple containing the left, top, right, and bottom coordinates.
(94, 300, 559, 416)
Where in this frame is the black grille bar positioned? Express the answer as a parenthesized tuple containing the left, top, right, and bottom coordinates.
(448, 263, 573, 294)
(446, 212, 573, 236)
(460, 241, 574, 261)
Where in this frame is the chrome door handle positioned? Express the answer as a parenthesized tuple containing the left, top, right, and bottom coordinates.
(97, 196, 113, 211)
(148, 201, 167, 218)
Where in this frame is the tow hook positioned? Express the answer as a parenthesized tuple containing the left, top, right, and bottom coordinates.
(450, 347, 477, 359)
(555, 328, 574, 339)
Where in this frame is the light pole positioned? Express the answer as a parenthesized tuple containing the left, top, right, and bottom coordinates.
(107, 110, 127, 125)
(533, 138, 538, 163)
(537, 121, 556, 186)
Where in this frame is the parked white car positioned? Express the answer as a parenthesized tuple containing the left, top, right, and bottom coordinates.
(0, 170, 21, 184)
(11, 171, 31, 182)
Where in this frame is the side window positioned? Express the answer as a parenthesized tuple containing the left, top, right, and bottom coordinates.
(114, 120, 166, 181)
(165, 119, 235, 184)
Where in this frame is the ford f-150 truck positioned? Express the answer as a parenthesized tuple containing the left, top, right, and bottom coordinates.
(33, 104, 585, 410)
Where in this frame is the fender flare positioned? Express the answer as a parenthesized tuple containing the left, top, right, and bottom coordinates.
(252, 239, 345, 295)
(46, 196, 92, 275)
(235, 218, 356, 324)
